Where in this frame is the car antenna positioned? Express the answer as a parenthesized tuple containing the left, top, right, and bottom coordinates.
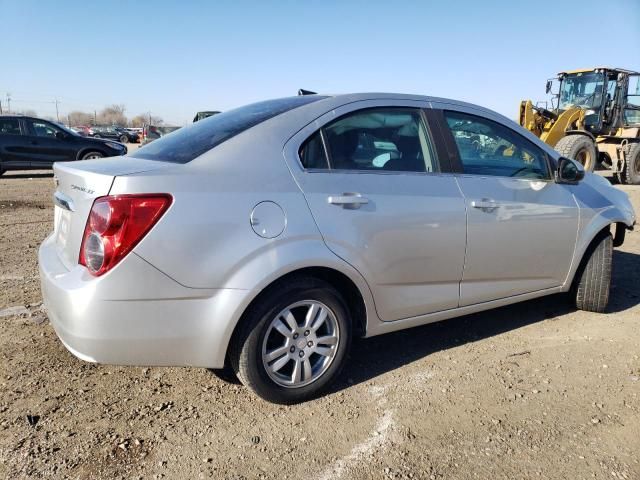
(298, 89, 317, 96)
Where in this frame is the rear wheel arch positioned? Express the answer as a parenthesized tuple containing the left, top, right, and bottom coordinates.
(226, 267, 367, 362)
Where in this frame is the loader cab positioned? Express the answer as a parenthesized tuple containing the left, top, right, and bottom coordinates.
(557, 70, 607, 132)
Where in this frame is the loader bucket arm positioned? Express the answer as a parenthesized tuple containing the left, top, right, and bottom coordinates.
(519, 100, 546, 138)
(540, 107, 585, 147)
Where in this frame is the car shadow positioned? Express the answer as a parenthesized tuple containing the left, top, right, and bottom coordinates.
(332, 249, 640, 392)
(608, 250, 640, 313)
(1, 172, 54, 179)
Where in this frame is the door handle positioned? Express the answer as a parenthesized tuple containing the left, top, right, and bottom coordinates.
(471, 198, 499, 211)
(327, 193, 369, 209)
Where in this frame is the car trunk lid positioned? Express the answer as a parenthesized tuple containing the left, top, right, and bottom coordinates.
(52, 158, 171, 270)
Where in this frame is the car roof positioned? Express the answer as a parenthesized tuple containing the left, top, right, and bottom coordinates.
(277, 92, 503, 124)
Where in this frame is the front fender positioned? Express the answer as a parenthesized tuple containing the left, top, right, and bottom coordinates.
(564, 177, 635, 289)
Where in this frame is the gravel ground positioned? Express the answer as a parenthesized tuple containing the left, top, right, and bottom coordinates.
(0, 166, 638, 480)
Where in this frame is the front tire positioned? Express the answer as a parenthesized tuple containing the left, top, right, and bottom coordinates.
(621, 143, 640, 185)
(555, 135, 597, 172)
(230, 277, 351, 404)
(573, 232, 612, 313)
(81, 151, 104, 160)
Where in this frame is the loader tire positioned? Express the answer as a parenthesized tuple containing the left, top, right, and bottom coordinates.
(621, 142, 640, 185)
(573, 232, 612, 313)
(555, 135, 597, 172)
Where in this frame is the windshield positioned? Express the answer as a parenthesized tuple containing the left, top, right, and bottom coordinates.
(558, 72, 605, 110)
(131, 96, 327, 163)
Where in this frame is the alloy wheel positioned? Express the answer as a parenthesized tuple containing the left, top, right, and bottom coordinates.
(261, 300, 340, 388)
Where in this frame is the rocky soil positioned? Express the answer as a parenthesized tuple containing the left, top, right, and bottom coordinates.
(1, 169, 638, 479)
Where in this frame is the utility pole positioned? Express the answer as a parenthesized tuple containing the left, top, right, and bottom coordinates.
(0, 100, 3, 114)
(94, 110, 97, 125)
(6, 93, 11, 113)
(54, 98, 60, 122)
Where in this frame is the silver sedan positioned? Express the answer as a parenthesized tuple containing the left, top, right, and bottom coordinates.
(39, 93, 636, 403)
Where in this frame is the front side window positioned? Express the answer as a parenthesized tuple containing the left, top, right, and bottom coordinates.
(0, 118, 21, 135)
(625, 75, 640, 125)
(299, 108, 437, 173)
(30, 120, 60, 138)
(444, 111, 549, 179)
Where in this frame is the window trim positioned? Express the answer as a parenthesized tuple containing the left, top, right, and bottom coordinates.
(438, 109, 553, 181)
(297, 106, 442, 175)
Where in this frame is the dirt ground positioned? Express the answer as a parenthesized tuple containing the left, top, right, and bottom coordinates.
(0, 164, 638, 480)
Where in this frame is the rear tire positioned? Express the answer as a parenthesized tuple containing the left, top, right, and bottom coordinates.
(81, 151, 104, 160)
(230, 277, 351, 404)
(573, 232, 612, 313)
(621, 142, 640, 185)
(555, 135, 597, 172)
(119, 134, 129, 144)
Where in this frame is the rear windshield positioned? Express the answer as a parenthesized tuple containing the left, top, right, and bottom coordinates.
(131, 96, 327, 163)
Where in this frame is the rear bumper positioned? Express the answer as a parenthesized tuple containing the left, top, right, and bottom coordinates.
(38, 234, 248, 368)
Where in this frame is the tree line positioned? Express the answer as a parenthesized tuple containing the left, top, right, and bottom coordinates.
(11, 104, 164, 127)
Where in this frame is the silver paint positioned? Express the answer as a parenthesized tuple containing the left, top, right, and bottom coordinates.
(39, 93, 636, 368)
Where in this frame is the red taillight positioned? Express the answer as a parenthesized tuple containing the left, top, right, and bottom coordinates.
(79, 194, 172, 276)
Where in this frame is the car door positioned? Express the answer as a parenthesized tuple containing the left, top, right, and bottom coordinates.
(283, 101, 467, 321)
(25, 119, 78, 167)
(434, 104, 579, 306)
(0, 117, 32, 168)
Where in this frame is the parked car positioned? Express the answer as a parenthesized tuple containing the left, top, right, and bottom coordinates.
(0, 115, 127, 174)
(141, 124, 181, 145)
(39, 94, 635, 404)
(89, 125, 139, 144)
(71, 125, 91, 136)
(125, 127, 143, 136)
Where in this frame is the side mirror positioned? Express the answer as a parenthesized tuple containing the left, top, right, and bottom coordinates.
(55, 131, 67, 140)
(556, 157, 585, 184)
(545, 80, 553, 94)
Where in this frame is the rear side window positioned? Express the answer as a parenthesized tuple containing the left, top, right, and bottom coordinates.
(132, 96, 327, 164)
(0, 118, 21, 135)
(299, 132, 329, 169)
(299, 107, 438, 173)
(444, 110, 550, 179)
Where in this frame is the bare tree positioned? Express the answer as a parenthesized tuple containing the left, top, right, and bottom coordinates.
(67, 110, 94, 126)
(131, 113, 164, 127)
(97, 104, 127, 126)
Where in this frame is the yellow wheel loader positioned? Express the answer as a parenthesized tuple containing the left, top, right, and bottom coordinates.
(519, 67, 640, 184)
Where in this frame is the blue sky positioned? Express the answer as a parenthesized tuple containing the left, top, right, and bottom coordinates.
(1, 0, 638, 125)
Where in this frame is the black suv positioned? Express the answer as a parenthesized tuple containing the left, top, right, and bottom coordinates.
(0, 116, 127, 175)
(90, 126, 139, 143)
